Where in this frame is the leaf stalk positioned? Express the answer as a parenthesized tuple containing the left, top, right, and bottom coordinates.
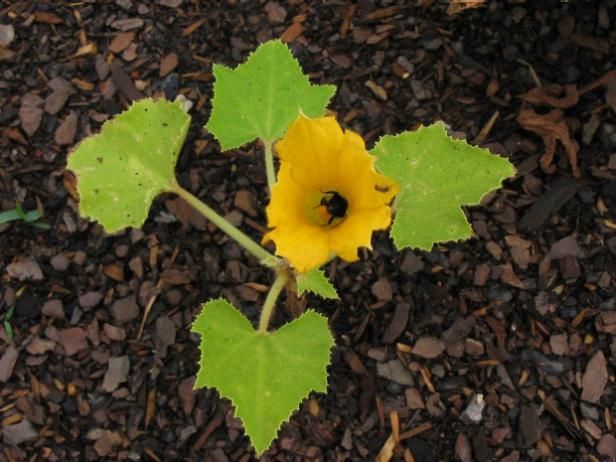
(169, 183, 279, 268)
(264, 140, 276, 190)
(258, 270, 290, 333)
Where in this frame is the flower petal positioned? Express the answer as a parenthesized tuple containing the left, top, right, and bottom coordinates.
(264, 224, 331, 273)
(265, 114, 399, 272)
(328, 206, 392, 261)
(266, 163, 308, 227)
(276, 114, 344, 190)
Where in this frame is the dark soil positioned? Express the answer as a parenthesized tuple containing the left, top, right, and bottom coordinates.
(1, 1, 616, 461)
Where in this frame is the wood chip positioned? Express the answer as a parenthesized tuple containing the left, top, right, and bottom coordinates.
(102, 356, 130, 392)
(45, 77, 75, 114)
(0, 346, 19, 382)
(103, 263, 124, 282)
(2, 419, 38, 446)
(111, 18, 144, 31)
(6, 257, 44, 281)
(549, 334, 568, 356)
(111, 61, 143, 101)
(581, 351, 608, 403)
(455, 433, 472, 462)
(376, 433, 396, 462)
(157, 0, 182, 7)
(71, 78, 95, 91)
(265, 2, 287, 23)
(280, 14, 305, 43)
(154, 316, 176, 357)
(0, 24, 15, 47)
(597, 434, 616, 460)
(93, 430, 123, 456)
(442, 316, 475, 347)
(405, 387, 425, 409)
(109, 31, 135, 53)
(160, 52, 179, 77)
(70, 43, 98, 59)
(178, 376, 196, 415)
(377, 359, 415, 385)
(519, 176, 578, 231)
(517, 405, 541, 447)
(182, 18, 206, 37)
(382, 303, 410, 344)
(33, 11, 62, 24)
(26, 337, 56, 355)
(54, 111, 78, 145)
(110, 295, 140, 324)
(371, 277, 393, 301)
(411, 337, 445, 359)
(58, 327, 88, 356)
(19, 93, 44, 137)
(548, 235, 586, 259)
(366, 80, 388, 100)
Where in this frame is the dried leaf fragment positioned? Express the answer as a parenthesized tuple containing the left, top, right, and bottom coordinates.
(519, 84, 579, 109)
(517, 108, 580, 177)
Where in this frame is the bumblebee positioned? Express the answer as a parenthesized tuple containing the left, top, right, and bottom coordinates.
(318, 191, 348, 225)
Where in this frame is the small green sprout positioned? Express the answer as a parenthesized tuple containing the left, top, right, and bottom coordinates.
(2, 306, 15, 341)
(0, 202, 50, 230)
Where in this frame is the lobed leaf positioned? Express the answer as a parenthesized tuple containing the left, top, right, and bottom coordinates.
(372, 123, 516, 250)
(66, 98, 190, 233)
(296, 268, 339, 300)
(205, 40, 336, 150)
(192, 298, 334, 455)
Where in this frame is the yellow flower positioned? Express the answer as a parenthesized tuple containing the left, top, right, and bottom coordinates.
(264, 114, 399, 273)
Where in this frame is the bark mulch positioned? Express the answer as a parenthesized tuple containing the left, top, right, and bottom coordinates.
(1, 1, 615, 461)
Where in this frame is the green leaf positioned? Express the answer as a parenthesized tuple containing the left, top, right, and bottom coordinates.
(66, 98, 190, 233)
(372, 123, 515, 250)
(296, 268, 338, 300)
(0, 209, 21, 224)
(192, 298, 334, 455)
(205, 40, 336, 150)
(15, 202, 26, 219)
(3, 307, 14, 341)
(0, 207, 43, 225)
(23, 210, 43, 223)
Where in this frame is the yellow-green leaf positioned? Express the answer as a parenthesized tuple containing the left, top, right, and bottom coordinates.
(205, 40, 336, 150)
(296, 268, 338, 300)
(192, 298, 334, 455)
(372, 123, 516, 250)
(66, 98, 190, 233)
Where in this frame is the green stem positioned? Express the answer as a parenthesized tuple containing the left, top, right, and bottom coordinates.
(258, 271, 289, 333)
(264, 140, 276, 190)
(169, 183, 279, 268)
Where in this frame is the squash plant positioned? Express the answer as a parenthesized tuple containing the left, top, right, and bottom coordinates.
(66, 40, 515, 455)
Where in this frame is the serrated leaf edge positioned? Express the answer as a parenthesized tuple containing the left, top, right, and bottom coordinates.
(66, 98, 190, 233)
(190, 299, 335, 455)
(204, 39, 336, 151)
(296, 270, 339, 300)
(372, 122, 516, 251)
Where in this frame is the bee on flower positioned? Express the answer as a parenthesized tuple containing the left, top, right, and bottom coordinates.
(264, 114, 399, 273)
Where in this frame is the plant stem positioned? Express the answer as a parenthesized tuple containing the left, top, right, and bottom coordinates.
(263, 140, 276, 190)
(169, 183, 279, 268)
(258, 271, 289, 333)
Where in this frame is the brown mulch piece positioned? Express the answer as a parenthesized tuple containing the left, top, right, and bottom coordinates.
(1, 1, 615, 461)
(518, 175, 579, 231)
(517, 108, 581, 177)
